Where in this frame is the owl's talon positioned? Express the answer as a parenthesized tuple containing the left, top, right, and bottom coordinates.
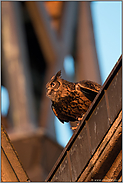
(70, 126, 78, 130)
(78, 114, 85, 121)
(70, 122, 80, 130)
(78, 117, 82, 121)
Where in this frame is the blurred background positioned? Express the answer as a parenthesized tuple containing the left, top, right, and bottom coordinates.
(1, 1, 121, 181)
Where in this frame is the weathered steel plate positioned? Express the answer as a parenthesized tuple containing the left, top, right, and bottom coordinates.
(51, 155, 71, 182)
(87, 95, 109, 154)
(69, 125, 91, 181)
(106, 67, 122, 124)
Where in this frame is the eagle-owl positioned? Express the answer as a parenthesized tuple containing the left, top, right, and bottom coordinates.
(46, 70, 101, 130)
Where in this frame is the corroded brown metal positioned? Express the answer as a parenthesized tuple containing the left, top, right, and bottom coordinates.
(1, 125, 30, 182)
(78, 110, 122, 182)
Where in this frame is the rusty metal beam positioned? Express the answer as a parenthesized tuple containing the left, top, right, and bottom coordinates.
(60, 2, 78, 56)
(1, 125, 29, 182)
(81, 111, 122, 182)
(44, 1, 63, 31)
(78, 110, 122, 181)
(2, 2, 36, 132)
(102, 150, 122, 182)
(25, 1, 59, 64)
(75, 2, 101, 84)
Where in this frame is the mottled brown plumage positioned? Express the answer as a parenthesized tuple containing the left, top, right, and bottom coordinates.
(46, 70, 101, 130)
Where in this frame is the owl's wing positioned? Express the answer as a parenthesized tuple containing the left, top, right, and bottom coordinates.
(51, 101, 77, 123)
(51, 104, 65, 124)
(76, 80, 101, 102)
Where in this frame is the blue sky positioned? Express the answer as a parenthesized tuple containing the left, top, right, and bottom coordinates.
(1, 1, 122, 147)
(1, 86, 9, 116)
(91, 1, 122, 83)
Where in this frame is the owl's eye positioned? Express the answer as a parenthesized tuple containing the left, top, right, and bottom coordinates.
(51, 82, 55, 87)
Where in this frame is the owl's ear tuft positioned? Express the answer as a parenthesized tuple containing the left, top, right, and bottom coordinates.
(50, 70, 61, 81)
(55, 70, 61, 79)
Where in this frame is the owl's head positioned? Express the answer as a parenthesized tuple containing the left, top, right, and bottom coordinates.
(46, 70, 62, 102)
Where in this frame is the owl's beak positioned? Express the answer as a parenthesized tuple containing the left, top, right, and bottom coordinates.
(46, 83, 48, 89)
(46, 86, 50, 97)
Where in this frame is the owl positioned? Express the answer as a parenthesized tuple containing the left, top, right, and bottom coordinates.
(46, 70, 101, 130)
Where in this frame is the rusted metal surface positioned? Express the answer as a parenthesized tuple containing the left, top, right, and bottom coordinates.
(102, 150, 122, 182)
(87, 95, 110, 154)
(45, 55, 122, 182)
(2, 2, 36, 132)
(69, 125, 91, 181)
(106, 67, 122, 124)
(1, 147, 19, 182)
(51, 155, 71, 181)
(78, 110, 122, 182)
(104, 90, 111, 125)
(83, 112, 122, 181)
(67, 151, 73, 182)
(75, 2, 102, 84)
(1, 125, 30, 182)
